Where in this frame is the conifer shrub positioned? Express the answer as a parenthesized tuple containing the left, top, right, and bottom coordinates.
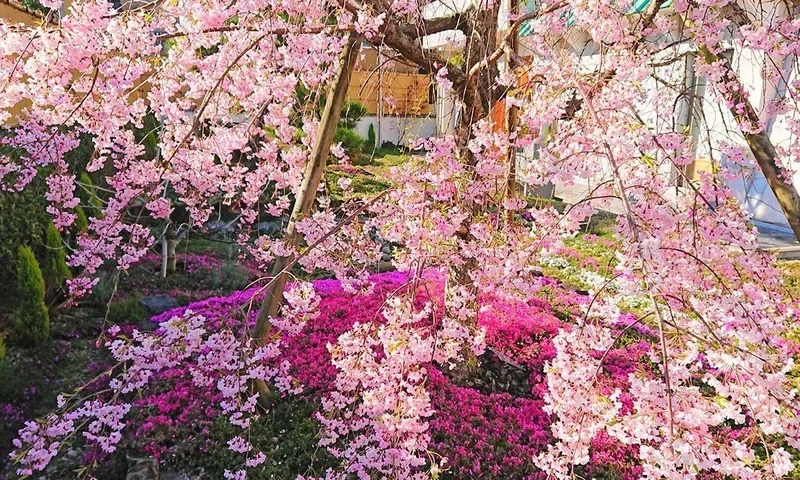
(78, 171, 103, 215)
(0, 168, 49, 277)
(43, 223, 72, 293)
(365, 123, 376, 152)
(13, 246, 50, 345)
(73, 205, 89, 236)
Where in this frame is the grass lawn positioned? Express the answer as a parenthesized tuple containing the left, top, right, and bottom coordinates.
(326, 146, 409, 203)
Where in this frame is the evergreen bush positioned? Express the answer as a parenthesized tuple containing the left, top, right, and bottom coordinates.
(338, 100, 367, 130)
(211, 261, 251, 291)
(333, 127, 366, 163)
(13, 246, 50, 345)
(364, 123, 376, 154)
(77, 171, 103, 214)
(0, 168, 49, 277)
(106, 295, 149, 324)
(43, 223, 72, 295)
(73, 206, 89, 236)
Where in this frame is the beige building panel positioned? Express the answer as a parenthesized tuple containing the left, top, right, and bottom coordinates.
(348, 70, 432, 116)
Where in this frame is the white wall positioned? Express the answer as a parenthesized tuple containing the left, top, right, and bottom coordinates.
(355, 115, 437, 147)
(694, 17, 798, 229)
(515, 7, 800, 230)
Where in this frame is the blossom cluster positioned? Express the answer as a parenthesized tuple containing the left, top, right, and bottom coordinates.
(9, 308, 299, 477)
(4, 0, 800, 478)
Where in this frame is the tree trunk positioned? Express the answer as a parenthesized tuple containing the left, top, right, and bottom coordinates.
(251, 33, 361, 405)
(161, 223, 169, 278)
(166, 223, 178, 274)
(696, 44, 800, 241)
(161, 221, 178, 277)
(505, 0, 519, 221)
(443, 3, 502, 326)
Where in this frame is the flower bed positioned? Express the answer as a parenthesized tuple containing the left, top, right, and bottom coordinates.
(111, 271, 652, 479)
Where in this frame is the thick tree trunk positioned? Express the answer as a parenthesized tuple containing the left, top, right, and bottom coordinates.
(443, 3, 501, 326)
(251, 33, 360, 404)
(696, 45, 800, 241)
(447, 116, 482, 325)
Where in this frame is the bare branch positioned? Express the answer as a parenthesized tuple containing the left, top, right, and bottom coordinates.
(401, 7, 474, 38)
(467, 1, 568, 85)
(155, 24, 354, 41)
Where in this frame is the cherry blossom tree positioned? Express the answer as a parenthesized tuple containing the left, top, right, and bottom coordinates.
(3, 0, 800, 478)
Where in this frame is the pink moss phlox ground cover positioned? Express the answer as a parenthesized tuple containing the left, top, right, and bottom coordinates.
(128, 271, 650, 477)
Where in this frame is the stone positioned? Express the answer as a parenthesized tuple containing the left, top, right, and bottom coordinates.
(257, 219, 285, 236)
(139, 295, 179, 315)
(442, 348, 532, 398)
(125, 455, 159, 480)
(160, 470, 192, 480)
(381, 244, 392, 262)
(377, 260, 395, 272)
(139, 317, 160, 332)
(204, 220, 234, 234)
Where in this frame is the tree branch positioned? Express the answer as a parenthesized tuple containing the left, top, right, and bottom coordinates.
(380, 20, 467, 88)
(695, 43, 800, 241)
(401, 7, 474, 38)
(466, 1, 568, 85)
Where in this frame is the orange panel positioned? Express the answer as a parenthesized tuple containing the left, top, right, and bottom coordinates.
(491, 98, 506, 132)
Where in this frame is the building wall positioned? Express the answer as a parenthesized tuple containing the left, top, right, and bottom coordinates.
(347, 70, 433, 117)
(0, 1, 38, 24)
(347, 61, 436, 146)
(354, 114, 436, 147)
(689, 1, 797, 229)
(1, 2, 39, 125)
(508, 5, 800, 230)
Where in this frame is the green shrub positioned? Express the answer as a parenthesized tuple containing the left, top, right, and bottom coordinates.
(77, 172, 94, 205)
(333, 127, 365, 163)
(211, 261, 250, 291)
(77, 171, 103, 215)
(339, 100, 367, 130)
(42, 223, 72, 296)
(73, 205, 89, 236)
(133, 112, 160, 160)
(106, 295, 149, 324)
(13, 246, 50, 345)
(219, 242, 242, 261)
(364, 123, 376, 153)
(64, 134, 96, 174)
(19, 0, 49, 14)
(0, 172, 49, 278)
(0, 130, 92, 276)
(0, 336, 6, 365)
(179, 399, 336, 479)
(90, 271, 116, 307)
